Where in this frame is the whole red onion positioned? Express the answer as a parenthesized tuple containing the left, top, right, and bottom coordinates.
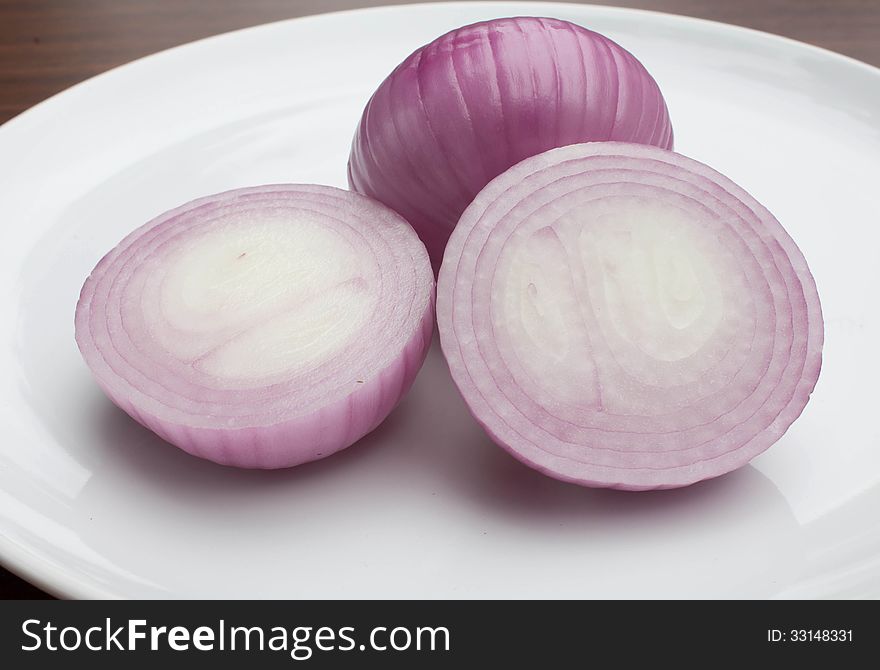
(349, 16, 674, 270)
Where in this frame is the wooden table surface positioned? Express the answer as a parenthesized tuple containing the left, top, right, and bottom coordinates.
(1, 0, 877, 598)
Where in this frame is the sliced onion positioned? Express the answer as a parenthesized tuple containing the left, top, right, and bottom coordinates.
(349, 16, 674, 271)
(438, 143, 823, 490)
(75, 185, 434, 469)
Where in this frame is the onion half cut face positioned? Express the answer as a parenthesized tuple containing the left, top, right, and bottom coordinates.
(76, 185, 434, 469)
(438, 143, 823, 490)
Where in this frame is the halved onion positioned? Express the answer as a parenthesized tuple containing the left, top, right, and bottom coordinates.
(438, 143, 823, 490)
(76, 185, 434, 468)
(348, 16, 674, 271)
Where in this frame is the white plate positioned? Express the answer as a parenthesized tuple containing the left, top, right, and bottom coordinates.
(1, 2, 879, 599)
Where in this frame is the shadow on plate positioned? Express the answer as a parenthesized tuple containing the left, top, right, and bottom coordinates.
(86, 339, 795, 530)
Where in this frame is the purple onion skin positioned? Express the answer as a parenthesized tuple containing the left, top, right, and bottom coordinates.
(348, 16, 674, 271)
(96, 306, 434, 469)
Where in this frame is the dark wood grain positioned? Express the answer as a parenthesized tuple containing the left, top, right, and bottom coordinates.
(1, 0, 877, 598)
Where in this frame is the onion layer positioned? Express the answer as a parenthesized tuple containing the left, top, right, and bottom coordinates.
(348, 16, 674, 271)
(438, 143, 823, 490)
(76, 185, 434, 469)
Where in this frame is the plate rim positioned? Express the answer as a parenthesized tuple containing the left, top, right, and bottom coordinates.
(1, 0, 878, 599)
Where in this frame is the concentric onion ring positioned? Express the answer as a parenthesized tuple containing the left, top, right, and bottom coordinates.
(76, 184, 434, 468)
(438, 143, 823, 490)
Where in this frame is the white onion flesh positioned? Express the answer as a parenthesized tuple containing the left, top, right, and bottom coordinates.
(438, 143, 823, 490)
(76, 185, 434, 468)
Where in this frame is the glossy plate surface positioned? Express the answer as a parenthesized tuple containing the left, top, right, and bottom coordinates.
(1, 2, 878, 598)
